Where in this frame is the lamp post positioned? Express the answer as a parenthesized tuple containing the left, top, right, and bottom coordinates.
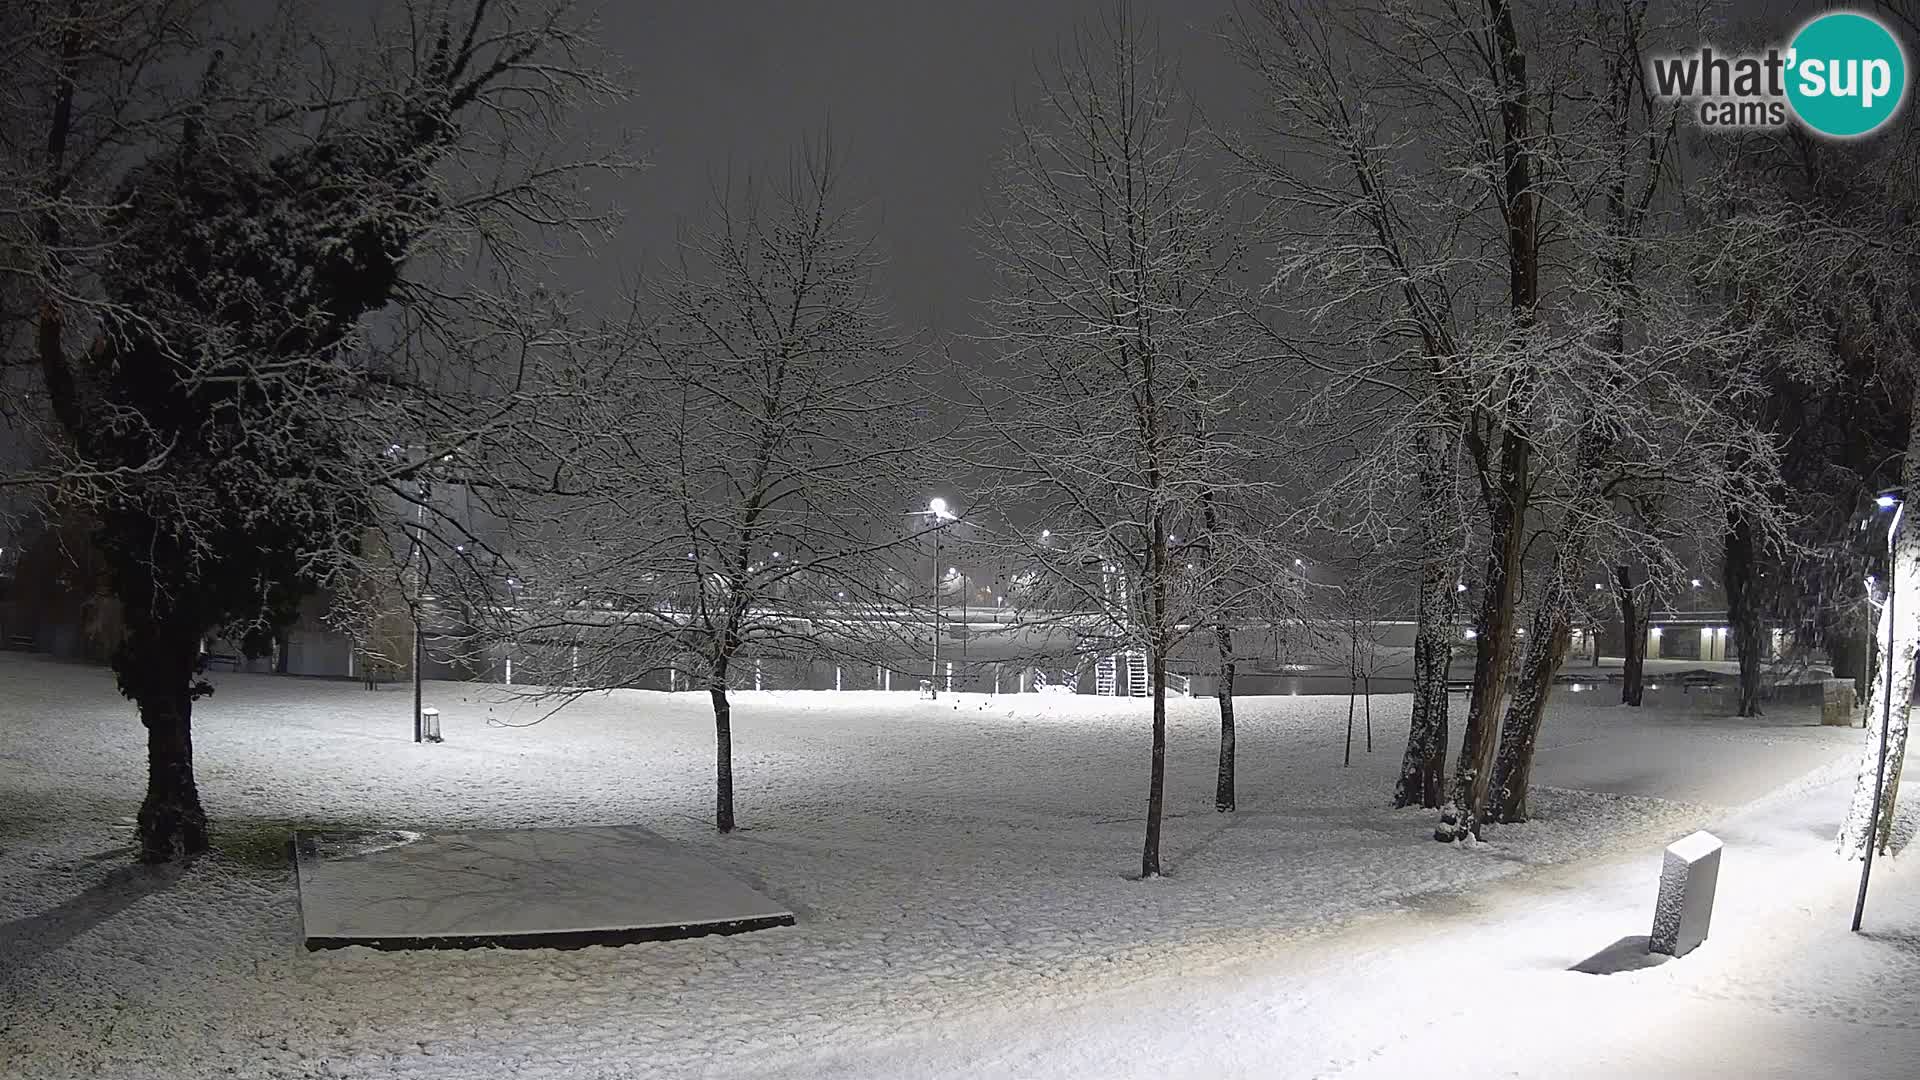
(411, 470, 428, 744)
(1854, 491, 1904, 932)
(392, 441, 455, 744)
(926, 498, 954, 698)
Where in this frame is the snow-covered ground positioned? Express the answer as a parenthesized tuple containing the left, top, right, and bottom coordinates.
(0, 652, 1896, 1078)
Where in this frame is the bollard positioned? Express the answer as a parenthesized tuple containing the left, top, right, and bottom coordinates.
(1650, 830, 1721, 957)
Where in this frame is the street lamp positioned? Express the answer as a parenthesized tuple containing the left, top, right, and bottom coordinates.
(925, 498, 955, 698)
(1855, 490, 1905, 932)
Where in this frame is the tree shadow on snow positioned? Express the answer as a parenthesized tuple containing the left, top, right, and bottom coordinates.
(0, 862, 186, 971)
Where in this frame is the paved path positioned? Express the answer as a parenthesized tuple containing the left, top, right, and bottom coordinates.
(768, 739, 1920, 1078)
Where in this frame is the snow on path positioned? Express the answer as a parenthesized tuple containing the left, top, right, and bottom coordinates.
(0, 654, 1866, 1078)
(758, 763, 1920, 1079)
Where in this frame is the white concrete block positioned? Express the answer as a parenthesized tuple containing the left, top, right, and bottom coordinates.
(1651, 829, 1722, 957)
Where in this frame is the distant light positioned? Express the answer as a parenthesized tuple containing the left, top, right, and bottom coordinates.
(772, 551, 782, 559)
(1517, 628, 1527, 637)
(837, 591, 847, 600)
(455, 545, 465, 553)
(1878, 494, 1900, 509)
(1457, 582, 1468, 592)
(1691, 578, 1702, 588)
(1464, 629, 1478, 640)
(949, 567, 958, 575)
(1040, 529, 1051, 539)
(929, 497, 951, 520)
(1294, 558, 1305, 567)
(1593, 582, 1604, 590)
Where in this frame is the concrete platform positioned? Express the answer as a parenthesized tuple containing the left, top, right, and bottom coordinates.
(294, 825, 794, 950)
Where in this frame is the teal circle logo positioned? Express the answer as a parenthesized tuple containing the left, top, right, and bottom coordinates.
(1786, 12, 1907, 138)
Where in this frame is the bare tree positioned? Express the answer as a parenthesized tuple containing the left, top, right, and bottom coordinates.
(1229, 0, 1538, 836)
(512, 141, 928, 835)
(970, 10, 1296, 877)
(1230, 0, 1777, 835)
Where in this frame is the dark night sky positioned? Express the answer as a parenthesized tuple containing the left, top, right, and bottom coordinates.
(582, 0, 1249, 337)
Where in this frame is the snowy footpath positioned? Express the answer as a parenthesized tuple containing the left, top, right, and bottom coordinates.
(0, 652, 1909, 1078)
(787, 761, 1920, 1079)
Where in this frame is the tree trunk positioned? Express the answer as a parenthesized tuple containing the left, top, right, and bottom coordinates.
(1440, 481, 1527, 841)
(1725, 511, 1766, 717)
(1488, 569, 1575, 824)
(1397, 440, 1455, 809)
(1345, 680, 1356, 767)
(709, 663, 736, 834)
(1143, 645, 1168, 878)
(1396, 599, 1452, 807)
(1839, 530, 1918, 858)
(1841, 400, 1920, 857)
(1440, 0, 1536, 844)
(1214, 624, 1236, 812)
(121, 630, 210, 863)
(1615, 565, 1648, 706)
(1345, 634, 1358, 767)
(1363, 675, 1372, 752)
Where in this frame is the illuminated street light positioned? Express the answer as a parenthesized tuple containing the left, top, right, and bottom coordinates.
(918, 497, 959, 698)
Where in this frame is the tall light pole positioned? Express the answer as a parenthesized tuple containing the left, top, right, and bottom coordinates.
(1855, 491, 1904, 932)
(927, 498, 954, 698)
(412, 475, 428, 744)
